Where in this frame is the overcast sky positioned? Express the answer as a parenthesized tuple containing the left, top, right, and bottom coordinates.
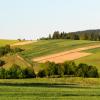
(0, 0, 100, 40)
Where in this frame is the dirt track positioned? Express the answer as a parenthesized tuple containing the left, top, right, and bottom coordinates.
(11, 40, 37, 46)
(33, 44, 100, 63)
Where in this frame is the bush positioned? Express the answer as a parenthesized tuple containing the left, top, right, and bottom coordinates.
(0, 60, 5, 66)
(12, 47, 24, 53)
(44, 62, 64, 77)
(0, 45, 11, 57)
(23, 67, 36, 78)
(4, 64, 36, 79)
(0, 45, 24, 57)
(37, 69, 47, 78)
(75, 63, 99, 78)
(87, 66, 99, 78)
(63, 61, 76, 75)
(7, 64, 23, 79)
(0, 67, 6, 79)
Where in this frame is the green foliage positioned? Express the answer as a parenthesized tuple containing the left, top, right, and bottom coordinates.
(0, 67, 6, 79)
(7, 64, 23, 79)
(0, 64, 36, 79)
(63, 61, 76, 75)
(52, 31, 60, 39)
(0, 60, 5, 66)
(0, 45, 24, 57)
(37, 61, 99, 78)
(42, 29, 100, 41)
(37, 69, 47, 78)
(23, 67, 36, 78)
(75, 63, 99, 78)
(12, 47, 24, 53)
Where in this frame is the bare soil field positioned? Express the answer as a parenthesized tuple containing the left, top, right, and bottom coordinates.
(33, 44, 100, 63)
(11, 40, 37, 46)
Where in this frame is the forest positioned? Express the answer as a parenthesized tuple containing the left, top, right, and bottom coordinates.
(41, 29, 100, 41)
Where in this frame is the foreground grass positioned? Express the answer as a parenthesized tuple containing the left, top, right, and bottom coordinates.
(0, 78, 100, 100)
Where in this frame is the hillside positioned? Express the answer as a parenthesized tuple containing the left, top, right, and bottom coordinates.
(19, 40, 100, 59)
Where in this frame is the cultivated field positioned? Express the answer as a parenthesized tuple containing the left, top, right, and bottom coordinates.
(20, 40, 100, 59)
(0, 78, 100, 100)
(76, 47, 100, 73)
(17, 39, 100, 71)
(1, 39, 100, 100)
(0, 39, 18, 47)
(33, 44, 100, 63)
(11, 40, 37, 46)
(1, 39, 100, 72)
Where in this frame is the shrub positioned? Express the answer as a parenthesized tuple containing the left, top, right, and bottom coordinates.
(12, 47, 24, 53)
(76, 63, 99, 78)
(0, 60, 5, 66)
(0, 45, 24, 57)
(45, 62, 64, 77)
(63, 61, 76, 75)
(0, 47, 5, 57)
(6, 64, 36, 79)
(23, 67, 36, 78)
(0, 67, 6, 79)
(86, 65, 99, 78)
(37, 69, 47, 78)
(4, 45, 11, 53)
(7, 64, 23, 79)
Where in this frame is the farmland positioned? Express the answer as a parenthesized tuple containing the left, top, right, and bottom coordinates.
(76, 47, 100, 73)
(1, 39, 100, 100)
(0, 39, 18, 47)
(17, 40, 100, 71)
(19, 39, 100, 59)
(0, 78, 100, 100)
(1, 39, 100, 72)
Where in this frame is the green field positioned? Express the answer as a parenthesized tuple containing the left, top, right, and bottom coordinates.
(19, 40, 100, 59)
(0, 78, 100, 100)
(1, 39, 100, 100)
(1, 39, 100, 72)
(0, 39, 18, 47)
(17, 39, 100, 72)
(75, 47, 100, 73)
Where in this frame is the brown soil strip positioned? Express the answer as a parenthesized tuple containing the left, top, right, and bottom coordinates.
(11, 40, 37, 46)
(33, 44, 100, 63)
(36, 52, 91, 63)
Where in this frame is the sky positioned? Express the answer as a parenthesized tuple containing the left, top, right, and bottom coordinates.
(0, 0, 100, 40)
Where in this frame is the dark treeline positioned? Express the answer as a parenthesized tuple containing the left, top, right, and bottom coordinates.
(40, 29, 100, 41)
(0, 64, 36, 79)
(0, 61, 99, 79)
(38, 61, 99, 78)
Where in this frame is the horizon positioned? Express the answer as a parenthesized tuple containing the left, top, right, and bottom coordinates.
(0, 0, 100, 40)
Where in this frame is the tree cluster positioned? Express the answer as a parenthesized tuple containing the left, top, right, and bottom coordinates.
(38, 61, 99, 78)
(0, 64, 36, 79)
(0, 61, 98, 79)
(0, 60, 5, 66)
(41, 29, 100, 41)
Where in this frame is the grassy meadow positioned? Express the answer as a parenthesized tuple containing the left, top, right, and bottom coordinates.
(19, 39, 100, 59)
(75, 47, 100, 73)
(1, 39, 100, 73)
(1, 39, 100, 100)
(17, 39, 100, 72)
(0, 78, 100, 100)
(0, 39, 18, 47)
